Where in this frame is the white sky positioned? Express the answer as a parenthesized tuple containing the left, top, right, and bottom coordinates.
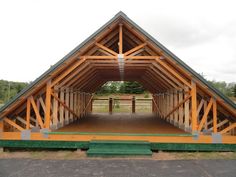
(0, 0, 235, 83)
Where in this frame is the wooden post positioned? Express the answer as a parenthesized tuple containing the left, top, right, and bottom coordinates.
(90, 96, 93, 113)
(152, 97, 155, 113)
(69, 89, 74, 122)
(178, 90, 184, 128)
(191, 81, 197, 132)
(109, 98, 113, 114)
(174, 90, 178, 126)
(213, 98, 217, 133)
(132, 96, 135, 114)
(184, 87, 190, 131)
(204, 100, 208, 130)
(119, 24, 123, 54)
(0, 120, 3, 132)
(59, 89, 64, 126)
(170, 91, 173, 123)
(26, 97, 31, 129)
(166, 91, 170, 121)
(65, 88, 69, 124)
(52, 86, 58, 129)
(45, 80, 52, 129)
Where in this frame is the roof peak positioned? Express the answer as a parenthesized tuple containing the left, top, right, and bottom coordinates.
(114, 11, 127, 18)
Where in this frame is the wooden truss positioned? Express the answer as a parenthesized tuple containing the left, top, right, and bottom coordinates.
(0, 14, 235, 144)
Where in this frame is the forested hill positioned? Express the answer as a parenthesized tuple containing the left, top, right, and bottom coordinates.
(0, 80, 28, 104)
(0, 79, 235, 105)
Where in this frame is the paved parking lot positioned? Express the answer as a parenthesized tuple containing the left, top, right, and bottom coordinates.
(0, 159, 236, 177)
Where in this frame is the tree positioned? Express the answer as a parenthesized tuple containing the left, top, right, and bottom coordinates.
(234, 84, 236, 97)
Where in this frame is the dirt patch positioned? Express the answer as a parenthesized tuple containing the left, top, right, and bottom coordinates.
(1, 150, 236, 160)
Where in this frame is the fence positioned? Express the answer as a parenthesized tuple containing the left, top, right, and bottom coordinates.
(92, 96, 152, 113)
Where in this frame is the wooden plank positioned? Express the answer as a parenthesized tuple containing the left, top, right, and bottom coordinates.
(209, 119, 228, 131)
(59, 90, 65, 126)
(165, 94, 191, 119)
(125, 56, 159, 60)
(4, 117, 24, 131)
(16, 116, 33, 128)
(84, 56, 117, 59)
(174, 91, 178, 125)
(65, 88, 70, 123)
(39, 97, 46, 113)
(26, 98, 31, 129)
(51, 92, 79, 118)
(45, 81, 52, 129)
(204, 100, 208, 130)
(191, 81, 197, 132)
(95, 43, 118, 56)
(30, 96, 44, 129)
(124, 43, 146, 56)
(197, 99, 204, 122)
(69, 89, 74, 122)
(119, 24, 123, 54)
(82, 94, 94, 115)
(52, 86, 59, 128)
(155, 58, 192, 88)
(51, 57, 86, 87)
(178, 91, 184, 126)
(213, 98, 217, 133)
(198, 98, 213, 131)
(220, 123, 236, 134)
(184, 87, 190, 130)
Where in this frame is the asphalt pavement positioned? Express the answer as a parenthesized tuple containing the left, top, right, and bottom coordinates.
(0, 159, 235, 177)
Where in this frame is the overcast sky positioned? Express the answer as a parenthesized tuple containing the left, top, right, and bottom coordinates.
(0, 0, 235, 83)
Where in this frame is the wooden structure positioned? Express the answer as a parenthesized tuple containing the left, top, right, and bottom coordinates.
(0, 12, 236, 151)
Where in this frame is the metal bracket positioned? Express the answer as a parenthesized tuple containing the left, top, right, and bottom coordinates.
(21, 130, 31, 140)
(40, 128, 50, 138)
(212, 133, 222, 144)
(31, 127, 40, 132)
(192, 131, 199, 140)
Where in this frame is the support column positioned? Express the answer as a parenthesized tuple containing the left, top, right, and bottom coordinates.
(191, 81, 197, 132)
(65, 88, 69, 125)
(132, 96, 135, 114)
(45, 80, 52, 129)
(174, 90, 178, 126)
(170, 91, 174, 124)
(26, 97, 31, 129)
(184, 86, 190, 131)
(178, 90, 184, 129)
(59, 89, 64, 127)
(213, 98, 217, 133)
(109, 98, 113, 114)
(52, 86, 58, 129)
(69, 89, 74, 122)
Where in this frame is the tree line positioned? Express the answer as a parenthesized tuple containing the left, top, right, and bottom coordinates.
(0, 79, 235, 104)
(0, 80, 28, 104)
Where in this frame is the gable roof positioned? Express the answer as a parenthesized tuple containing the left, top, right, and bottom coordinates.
(0, 11, 235, 118)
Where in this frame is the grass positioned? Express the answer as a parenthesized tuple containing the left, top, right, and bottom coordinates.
(93, 94, 152, 113)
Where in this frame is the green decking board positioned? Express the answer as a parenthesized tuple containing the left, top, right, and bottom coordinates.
(87, 140, 152, 157)
(1, 140, 236, 152)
